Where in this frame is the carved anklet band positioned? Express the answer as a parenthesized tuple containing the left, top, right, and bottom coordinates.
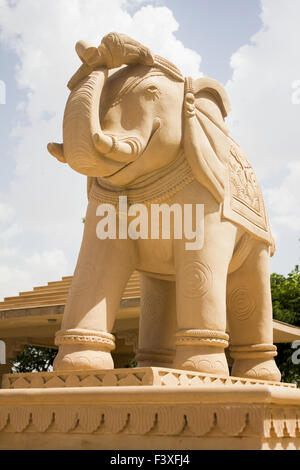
(230, 343, 277, 359)
(55, 329, 115, 351)
(135, 348, 175, 364)
(175, 329, 229, 348)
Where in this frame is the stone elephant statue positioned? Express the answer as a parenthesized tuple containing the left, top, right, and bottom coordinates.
(48, 33, 281, 381)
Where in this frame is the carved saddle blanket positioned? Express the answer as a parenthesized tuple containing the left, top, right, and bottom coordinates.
(222, 141, 272, 245)
(88, 142, 271, 247)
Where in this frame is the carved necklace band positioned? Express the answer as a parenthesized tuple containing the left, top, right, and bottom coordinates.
(88, 152, 194, 206)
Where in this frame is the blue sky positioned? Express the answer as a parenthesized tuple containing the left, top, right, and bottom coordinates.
(0, 0, 299, 298)
(161, 0, 262, 83)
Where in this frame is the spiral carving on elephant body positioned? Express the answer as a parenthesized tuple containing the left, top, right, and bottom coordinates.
(228, 287, 256, 321)
(180, 261, 212, 298)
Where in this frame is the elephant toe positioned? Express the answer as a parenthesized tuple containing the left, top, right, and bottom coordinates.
(53, 345, 114, 371)
(232, 358, 281, 382)
(173, 346, 229, 377)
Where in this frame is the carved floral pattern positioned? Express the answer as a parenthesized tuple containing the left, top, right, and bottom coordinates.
(0, 403, 299, 439)
(228, 145, 261, 214)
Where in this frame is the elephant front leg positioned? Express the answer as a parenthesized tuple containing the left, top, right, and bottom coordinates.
(173, 218, 237, 376)
(53, 201, 137, 371)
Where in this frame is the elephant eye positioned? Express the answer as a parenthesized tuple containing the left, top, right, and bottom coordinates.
(144, 85, 160, 100)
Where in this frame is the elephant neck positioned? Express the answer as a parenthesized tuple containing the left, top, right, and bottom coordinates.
(89, 152, 195, 206)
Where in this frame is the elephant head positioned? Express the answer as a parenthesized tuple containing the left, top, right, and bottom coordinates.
(48, 33, 232, 200)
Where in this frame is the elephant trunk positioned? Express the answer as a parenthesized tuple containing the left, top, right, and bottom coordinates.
(63, 68, 136, 177)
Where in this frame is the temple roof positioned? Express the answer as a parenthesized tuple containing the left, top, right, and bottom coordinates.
(0, 272, 140, 311)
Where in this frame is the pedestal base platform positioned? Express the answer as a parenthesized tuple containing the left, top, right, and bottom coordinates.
(0, 368, 299, 450)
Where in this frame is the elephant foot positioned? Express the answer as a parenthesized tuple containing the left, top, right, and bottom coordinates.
(230, 344, 281, 382)
(53, 329, 116, 371)
(53, 344, 114, 371)
(173, 346, 229, 376)
(231, 358, 281, 382)
(172, 329, 230, 376)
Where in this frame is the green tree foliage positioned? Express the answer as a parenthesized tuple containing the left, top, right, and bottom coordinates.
(12, 346, 56, 373)
(271, 266, 300, 325)
(271, 266, 300, 385)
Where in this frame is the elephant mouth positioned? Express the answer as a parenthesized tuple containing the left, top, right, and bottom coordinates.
(101, 119, 161, 180)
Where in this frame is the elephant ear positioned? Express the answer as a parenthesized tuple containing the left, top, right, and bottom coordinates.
(183, 77, 231, 203)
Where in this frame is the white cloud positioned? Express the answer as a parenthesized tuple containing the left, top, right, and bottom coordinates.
(0, 223, 21, 242)
(0, 247, 19, 258)
(125, 5, 202, 78)
(0, 0, 202, 298)
(25, 249, 68, 272)
(265, 161, 300, 231)
(0, 202, 14, 224)
(227, 0, 300, 177)
(0, 265, 31, 300)
(226, 0, 300, 273)
(0, 249, 68, 300)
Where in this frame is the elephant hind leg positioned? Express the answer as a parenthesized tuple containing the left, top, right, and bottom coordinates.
(136, 274, 177, 367)
(227, 240, 281, 382)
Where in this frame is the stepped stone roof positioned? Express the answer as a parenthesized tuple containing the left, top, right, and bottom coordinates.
(0, 272, 140, 311)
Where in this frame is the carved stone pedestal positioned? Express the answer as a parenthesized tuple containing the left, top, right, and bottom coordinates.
(0, 367, 299, 450)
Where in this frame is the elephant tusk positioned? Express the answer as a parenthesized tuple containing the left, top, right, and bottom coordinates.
(93, 133, 138, 163)
(92, 132, 114, 155)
